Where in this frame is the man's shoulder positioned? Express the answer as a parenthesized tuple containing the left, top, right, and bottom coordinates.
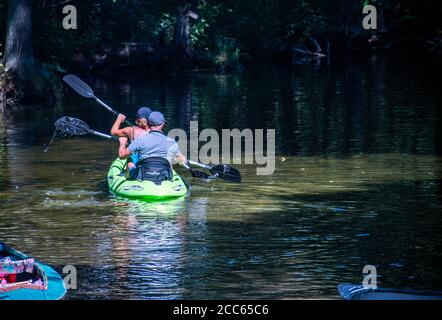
(165, 136, 180, 150)
(165, 135, 177, 143)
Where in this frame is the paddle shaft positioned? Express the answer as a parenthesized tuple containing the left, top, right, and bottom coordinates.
(84, 132, 239, 182)
(182, 162, 192, 170)
(95, 97, 118, 116)
(94, 97, 134, 126)
(76, 128, 203, 172)
(63, 74, 240, 181)
(82, 128, 208, 178)
(188, 160, 211, 170)
(63, 74, 134, 126)
(88, 129, 119, 141)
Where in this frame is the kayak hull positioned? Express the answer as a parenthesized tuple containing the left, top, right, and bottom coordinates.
(0, 243, 67, 300)
(107, 158, 188, 201)
(338, 283, 442, 300)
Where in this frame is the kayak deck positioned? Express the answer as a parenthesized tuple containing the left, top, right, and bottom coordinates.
(338, 283, 442, 300)
(107, 158, 188, 201)
(0, 243, 67, 300)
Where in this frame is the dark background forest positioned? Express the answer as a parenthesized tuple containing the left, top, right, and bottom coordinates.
(1, 0, 442, 105)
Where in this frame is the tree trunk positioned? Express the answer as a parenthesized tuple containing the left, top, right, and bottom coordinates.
(339, 0, 364, 39)
(171, 4, 195, 69)
(173, 5, 191, 51)
(1, 0, 59, 106)
(4, 0, 35, 77)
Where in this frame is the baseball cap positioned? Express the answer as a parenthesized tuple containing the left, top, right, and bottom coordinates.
(148, 111, 166, 126)
(136, 107, 152, 119)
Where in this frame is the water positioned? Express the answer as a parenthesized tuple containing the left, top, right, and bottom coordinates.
(1, 57, 442, 299)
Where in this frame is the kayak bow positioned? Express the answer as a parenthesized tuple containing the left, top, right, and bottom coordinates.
(338, 283, 442, 300)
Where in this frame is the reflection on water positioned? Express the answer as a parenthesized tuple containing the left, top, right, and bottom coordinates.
(0, 58, 442, 299)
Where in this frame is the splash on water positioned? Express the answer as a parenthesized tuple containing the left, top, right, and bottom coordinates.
(44, 128, 78, 152)
(43, 129, 59, 152)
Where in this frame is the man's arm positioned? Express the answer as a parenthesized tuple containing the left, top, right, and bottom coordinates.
(171, 141, 187, 165)
(118, 137, 132, 159)
(111, 114, 130, 137)
(176, 152, 187, 165)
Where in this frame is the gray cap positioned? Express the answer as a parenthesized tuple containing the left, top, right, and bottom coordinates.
(148, 111, 166, 126)
(136, 107, 152, 119)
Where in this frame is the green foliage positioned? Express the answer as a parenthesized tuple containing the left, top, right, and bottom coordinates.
(286, 1, 327, 39)
(210, 36, 240, 69)
(190, 17, 210, 46)
(190, 0, 221, 49)
(7, 0, 441, 71)
(153, 13, 175, 44)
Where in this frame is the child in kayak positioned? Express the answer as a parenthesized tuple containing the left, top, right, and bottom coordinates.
(111, 106, 152, 179)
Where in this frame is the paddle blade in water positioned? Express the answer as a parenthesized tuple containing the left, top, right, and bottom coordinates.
(210, 164, 242, 183)
(63, 74, 95, 98)
(189, 169, 211, 180)
(54, 116, 91, 136)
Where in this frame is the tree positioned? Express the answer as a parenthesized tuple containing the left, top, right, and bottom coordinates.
(1, 0, 58, 106)
(172, 4, 199, 68)
(4, 0, 35, 77)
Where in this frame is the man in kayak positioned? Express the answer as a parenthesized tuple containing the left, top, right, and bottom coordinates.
(118, 111, 187, 184)
(111, 106, 152, 179)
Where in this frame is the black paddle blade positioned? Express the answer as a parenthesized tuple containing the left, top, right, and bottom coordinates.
(54, 116, 91, 136)
(210, 164, 242, 183)
(190, 169, 211, 180)
(63, 74, 95, 98)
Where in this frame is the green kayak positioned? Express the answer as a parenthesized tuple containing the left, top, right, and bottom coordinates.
(107, 158, 188, 201)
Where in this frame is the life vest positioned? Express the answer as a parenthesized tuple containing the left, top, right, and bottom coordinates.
(135, 157, 173, 185)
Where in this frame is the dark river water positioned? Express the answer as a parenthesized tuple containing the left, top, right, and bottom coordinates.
(1, 57, 442, 299)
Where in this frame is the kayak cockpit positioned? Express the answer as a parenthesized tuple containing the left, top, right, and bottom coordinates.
(0, 246, 47, 293)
